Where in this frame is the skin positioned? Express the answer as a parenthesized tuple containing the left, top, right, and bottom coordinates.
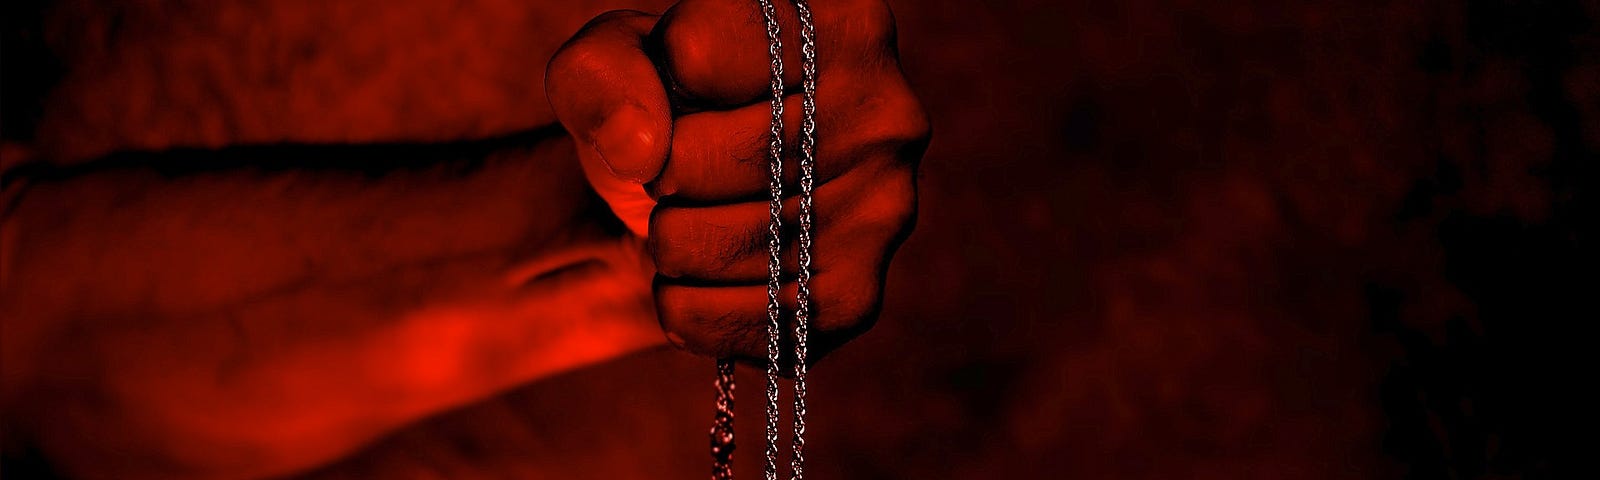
(0, 0, 927, 478)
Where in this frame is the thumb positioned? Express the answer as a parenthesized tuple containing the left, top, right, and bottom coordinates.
(547, 11, 671, 235)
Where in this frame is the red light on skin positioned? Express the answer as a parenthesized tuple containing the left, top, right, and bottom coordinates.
(4, 1, 926, 478)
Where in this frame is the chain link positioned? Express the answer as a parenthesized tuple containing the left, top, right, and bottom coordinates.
(789, 0, 819, 479)
(713, 1, 818, 479)
(755, 2, 787, 480)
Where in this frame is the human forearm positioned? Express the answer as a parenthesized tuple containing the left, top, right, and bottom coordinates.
(0, 134, 663, 479)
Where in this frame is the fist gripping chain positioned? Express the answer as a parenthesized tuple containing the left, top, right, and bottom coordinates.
(711, 1, 821, 479)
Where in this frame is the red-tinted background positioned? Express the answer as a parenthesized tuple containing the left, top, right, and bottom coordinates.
(3, 0, 1594, 478)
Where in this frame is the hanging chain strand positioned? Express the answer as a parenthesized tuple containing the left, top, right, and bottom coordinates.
(755, 1, 787, 480)
(789, 0, 819, 479)
(713, 1, 817, 479)
(712, 360, 737, 480)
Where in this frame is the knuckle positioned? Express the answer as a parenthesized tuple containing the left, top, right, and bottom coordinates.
(815, 273, 883, 334)
(875, 86, 933, 151)
(846, 83, 931, 163)
(657, 34, 712, 91)
(852, 0, 899, 47)
(854, 166, 918, 233)
(550, 11, 646, 74)
(655, 0, 766, 103)
(545, 45, 599, 91)
(820, 0, 896, 48)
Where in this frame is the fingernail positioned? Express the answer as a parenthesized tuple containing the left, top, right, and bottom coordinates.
(595, 106, 660, 182)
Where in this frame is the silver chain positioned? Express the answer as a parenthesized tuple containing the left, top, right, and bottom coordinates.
(758, 1, 787, 479)
(712, 1, 817, 479)
(790, 0, 819, 478)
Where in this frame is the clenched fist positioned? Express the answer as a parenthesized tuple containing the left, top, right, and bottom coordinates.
(546, 0, 928, 364)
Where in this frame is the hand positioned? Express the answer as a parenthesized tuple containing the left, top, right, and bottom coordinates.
(546, 0, 929, 364)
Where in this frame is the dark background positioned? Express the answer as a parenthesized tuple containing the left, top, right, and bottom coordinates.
(5, 0, 1595, 478)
